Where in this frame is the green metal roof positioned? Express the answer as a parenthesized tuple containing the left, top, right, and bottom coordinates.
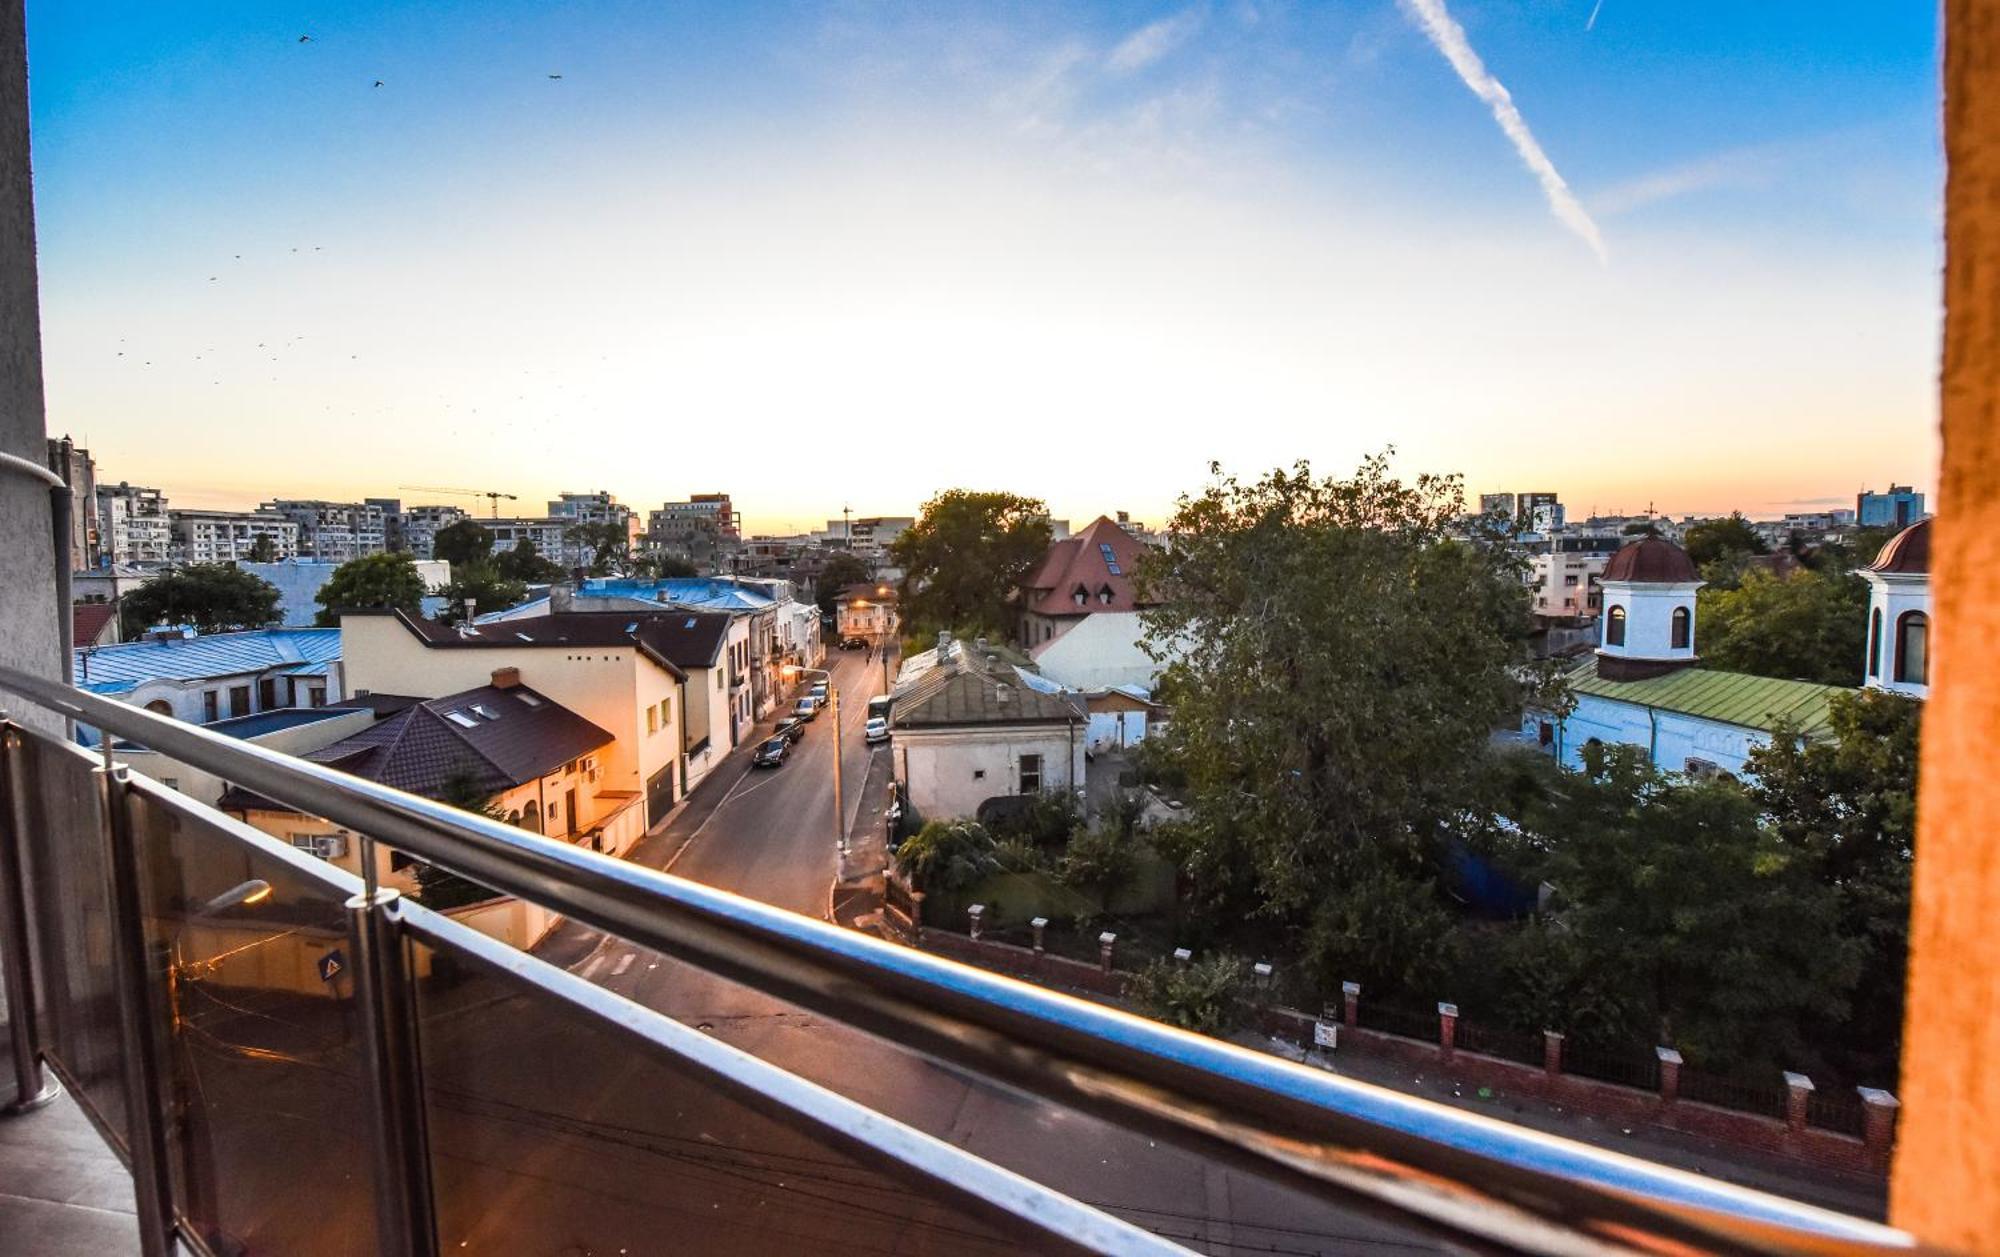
(1565, 656, 1846, 737)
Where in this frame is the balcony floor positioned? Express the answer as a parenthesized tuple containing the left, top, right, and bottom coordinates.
(0, 1022, 140, 1256)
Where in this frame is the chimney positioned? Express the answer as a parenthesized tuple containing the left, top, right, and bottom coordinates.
(490, 666, 521, 690)
(551, 582, 574, 614)
(464, 598, 477, 622)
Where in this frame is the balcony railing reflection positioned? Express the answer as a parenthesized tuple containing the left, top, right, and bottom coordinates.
(0, 664, 1921, 1256)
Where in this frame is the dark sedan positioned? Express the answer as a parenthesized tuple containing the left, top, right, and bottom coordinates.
(775, 716, 807, 743)
(751, 736, 791, 768)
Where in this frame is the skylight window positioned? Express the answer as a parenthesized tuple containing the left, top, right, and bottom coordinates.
(443, 710, 478, 728)
(516, 632, 533, 641)
(515, 692, 543, 707)
(470, 704, 500, 720)
(1100, 543, 1123, 576)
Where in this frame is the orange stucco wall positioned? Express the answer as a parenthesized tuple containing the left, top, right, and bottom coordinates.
(1890, 2, 2000, 1243)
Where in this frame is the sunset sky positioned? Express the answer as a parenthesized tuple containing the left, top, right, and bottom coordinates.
(26, 2, 1940, 535)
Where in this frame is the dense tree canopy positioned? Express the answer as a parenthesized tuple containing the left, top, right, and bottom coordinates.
(494, 539, 564, 584)
(816, 552, 874, 613)
(244, 534, 279, 563)
(1696, 568, 1870, 685)
(313, 553, 428, 625)
(120, 564, 280, 637)
(432, 519, 494, 569)
(1138, 457, 1551, 991)
(565, 522, 630, 575)
(436, 563, 528, 624)
(890, 490, 1052, 641)
(630, 552, 698, 579)
(1682, 513, 1767, 568)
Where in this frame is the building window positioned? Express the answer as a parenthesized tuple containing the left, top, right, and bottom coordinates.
(1605, 606, 1626, 648)
(972, 769, 985, 781)
(660, 698, 671, 726)
(229, 684, 252, 717)
(1019, 753, 1042, 794)
(258, 678, 277, 709)
(145, 699, 173, 717)
(1896, 611, 1930, 685)
(1670, 606, 1690, 651)
(1868, 609, 1883, 678)
(1564, 574, 1578, 587)
(202, 690, 219, 722)
(647, 706, 657, 734)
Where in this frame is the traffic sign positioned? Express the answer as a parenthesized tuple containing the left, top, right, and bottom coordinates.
(318, 949, 346, 984)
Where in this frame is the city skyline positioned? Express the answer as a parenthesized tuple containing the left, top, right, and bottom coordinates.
(29, 1, 1940, 535)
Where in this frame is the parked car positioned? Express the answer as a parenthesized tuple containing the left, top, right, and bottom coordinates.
(864, 716, 890, 744)
(775, 716, 807, 743)
(792, 697, 819, 721)
(752, 736, 791, 768)
(839, 636, 868, 650)
(809, 683, 831, 708)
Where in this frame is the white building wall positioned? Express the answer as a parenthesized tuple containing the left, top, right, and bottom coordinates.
(242, 559, 451, 627)
(1862, 571, 1932, 698)
(1599, 580, 1701, 662)
(1536, 694, 1768, 778)
(1031, 612, 1159, 693)
(894, 725, 1086, 820)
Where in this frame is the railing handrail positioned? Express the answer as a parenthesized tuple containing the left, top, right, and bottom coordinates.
(3, 664, 1917, 1256)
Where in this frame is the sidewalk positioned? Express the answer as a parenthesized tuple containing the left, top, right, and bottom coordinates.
(832, 740, 895, 928)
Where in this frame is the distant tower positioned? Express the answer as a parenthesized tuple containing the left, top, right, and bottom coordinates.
(1861, 518, 1932, 699)
(1596, 537, 1703, 681)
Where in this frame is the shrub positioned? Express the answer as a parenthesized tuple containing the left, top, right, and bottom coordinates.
(1127, 952, 1248, 1035)
(893, 819, 1000, 893)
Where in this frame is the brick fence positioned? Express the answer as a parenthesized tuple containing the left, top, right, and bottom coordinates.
(907, 916, 1898, 1180)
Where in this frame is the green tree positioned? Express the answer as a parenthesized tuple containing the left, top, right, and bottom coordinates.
(1682, 513, 1767, 568)
(432, 519, 494, 569)
(1696, 568, 1870, 685)
(890, 490, 1052, 641)
(119, 564, 281, 638)
(565, 521, 629, 575)
(244, 534, 280, 563)
(436, 562, 529, 624)
(415, 769, 508, 908)
(494, 539, 565, 584)
(1127, 953, 1248, 1035)
(630, 552, 699, 579)
(816, 552, 874, 614)
(1058, 823, 1139, 910)
(1136, 456, 1549, 995)
(1517, 743, 1862, 1072)
(1747, 691, 1920, 1082)
(893, 819, 1001, 893)
(313, 553, 428, 625)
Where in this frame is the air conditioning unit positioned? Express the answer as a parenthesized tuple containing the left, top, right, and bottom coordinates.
(302, 834, 348, 860)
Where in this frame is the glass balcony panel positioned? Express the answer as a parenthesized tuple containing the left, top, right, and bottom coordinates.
(12, 727, 127, 1145)
(123, 778, 380, 1257)
(406, 927, 1054, 1256)
(409, 917, 1440, 1255)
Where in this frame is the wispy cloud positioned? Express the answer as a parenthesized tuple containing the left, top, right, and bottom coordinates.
(1588, 138, 1810, 217)
(1107, 7, 1206, 75)
(1398, 0, 1607, 261)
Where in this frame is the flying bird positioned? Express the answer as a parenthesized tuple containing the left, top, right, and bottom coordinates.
(548, 73, 563, 79)
(297, 34, 313, 43)
(373, 80, 385, 88)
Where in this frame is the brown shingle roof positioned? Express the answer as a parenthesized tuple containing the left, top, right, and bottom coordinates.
(892, 646, 1084, 729)
(1603, 537, 1700, 584)
(1869, 518, 1932, 575)
(1017, 516, 1149, 617)
(376, 607, 736, 676)
(72, 602, 117, 645)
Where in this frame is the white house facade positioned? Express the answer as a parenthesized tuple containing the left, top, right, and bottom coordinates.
(1860, 518, 1932, 699)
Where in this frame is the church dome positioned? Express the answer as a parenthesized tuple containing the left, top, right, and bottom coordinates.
(1869, 517, 1932, 575)
(1602, 537, 1700, 584)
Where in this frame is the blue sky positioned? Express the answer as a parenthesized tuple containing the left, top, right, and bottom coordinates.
(26, 2, 1941, 532)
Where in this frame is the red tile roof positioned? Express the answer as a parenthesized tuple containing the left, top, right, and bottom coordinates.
(1018, 517, 1150, 617)
(72, 602, 117, 645)
(1869, 517, 1931, 575)
(1603, 537, 1700, 584)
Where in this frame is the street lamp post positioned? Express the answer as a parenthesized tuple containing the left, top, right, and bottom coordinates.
(786, 664, 843, 857)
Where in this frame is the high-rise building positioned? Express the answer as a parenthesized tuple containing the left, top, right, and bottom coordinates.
(1857, 484, 1927, 530)
(1477, 492, 1516, 521)
(170, 510, 302, 563)
(398, 504, 471, 559)
(96, 481, 170, 566)
(44, 435, 97, 570)
(260, 499, 390, 563)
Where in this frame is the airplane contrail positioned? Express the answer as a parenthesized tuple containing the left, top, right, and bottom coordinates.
(1400, 0, 1607, 261)
(1586, 0, 1605, 33)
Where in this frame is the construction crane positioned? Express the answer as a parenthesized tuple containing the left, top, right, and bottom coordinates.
(400, 486, 519, 518)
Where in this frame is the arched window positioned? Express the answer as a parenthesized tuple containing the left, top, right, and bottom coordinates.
(144, 700, 173, 716)
(1670, 606, 1690, 650)
(1868, 609, 1883, 678)
(1605, 605, 1626, 648)
(520, 799, 542, 834)
(1896, 611, 1930, 686)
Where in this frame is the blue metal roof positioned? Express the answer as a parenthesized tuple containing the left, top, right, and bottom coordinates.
(582, 577, 776, 612)
(73, 629, 342, 695)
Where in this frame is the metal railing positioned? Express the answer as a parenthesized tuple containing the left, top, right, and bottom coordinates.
(0, 663, 1922, 1256)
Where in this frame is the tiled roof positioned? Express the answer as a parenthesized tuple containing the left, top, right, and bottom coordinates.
(227, 683, 612, 808)
(382, 608, 729, 675)
(1603, 538, 1700, 584)
(73, 628, 341, 695)
(72, 602, 118, 645)
(1566, 656, 1844, 737)
(1869, 518, 1931, 575)
(893, 641, 1084, 729)
(1018, 516, 1149, 617)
